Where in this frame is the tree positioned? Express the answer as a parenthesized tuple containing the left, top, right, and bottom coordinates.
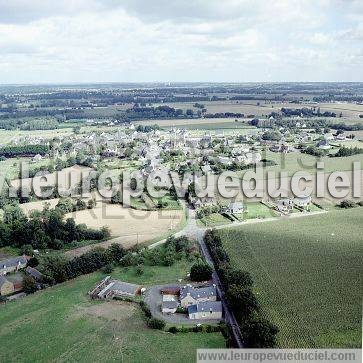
(102, 263, 114, 274)
(23, 275, 38, 294)
(222, 268, 253, 289)
(135, 265, 144, 276)
(87, 198, 97, 209)
(244, 319, 279, 348)
(226, 284, 259, 318)
(111, 191, 123, 204)
(190, 262, 213, 282)
(108, 243, 125, 262)
(27, 257, 39, 267)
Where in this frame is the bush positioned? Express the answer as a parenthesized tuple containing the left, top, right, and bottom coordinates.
(147, 318, 166, 330)
(102, 263, 114, 274)
(338, 200, 357, 209)
(139, 301, 152, 318)
(135, 265, 144, 276)
(176, 306, 187, 314)
(21, 244, 34, 256)
(23, 275, 38, 294)
(168, 326, 178, 334)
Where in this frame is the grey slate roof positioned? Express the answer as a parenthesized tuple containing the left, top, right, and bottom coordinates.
(162, 301, 179, 309)
(0, 256, 27, 270)
(98, 280, 139, 297)
(26, 267, 43, 280)
(180, 285, 217, 301)
(0, 275, 11, 288)
(188, 301, 222, 314)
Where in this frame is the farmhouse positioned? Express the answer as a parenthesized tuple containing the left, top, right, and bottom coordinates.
(293, 195, 312, 209)
(187, 301, 223, 320)
(191, 196, 215, 209)
(226, 202, 244, 214)
(0, 276, 14, 296)
(276, 198, 294, 213)
(180, 285, 217, 308)
(0, 256, 27, 275)
(316, 139, 331, 150)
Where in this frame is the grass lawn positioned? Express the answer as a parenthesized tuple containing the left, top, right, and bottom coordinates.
(111, 260, 194, 285)
(0, 270, 225, 363)
(0, 246, 20, 259)
(236, 202, 276, 220)
(151, 194, 181, 210)
(198, 213, 232, 227)
(218, 208, 363, 348)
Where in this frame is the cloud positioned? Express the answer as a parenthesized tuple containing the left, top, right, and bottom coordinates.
(0, 0, 362, 82)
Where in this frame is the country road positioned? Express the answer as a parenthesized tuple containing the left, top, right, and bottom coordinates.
(148, 205, 245, 348)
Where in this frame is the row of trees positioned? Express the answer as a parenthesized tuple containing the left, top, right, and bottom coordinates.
(0, 204, 109, 250)
(0, 144, 49, 157)
(204, 229, 278, 348)
(334, 146, 363, 157)
(0, 117, 59, 130)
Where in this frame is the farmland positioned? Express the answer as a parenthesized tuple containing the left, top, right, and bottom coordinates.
(64, 202, 183, 239)
(0, 271, 225, 363)
(218, 208, 363, 348)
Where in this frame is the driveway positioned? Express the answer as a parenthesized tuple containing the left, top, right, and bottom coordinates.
(144, 283, 223, 325)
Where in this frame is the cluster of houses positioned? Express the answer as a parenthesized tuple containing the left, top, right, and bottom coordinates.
(161, 284, 223, 320)
(0, 256, 27, 296)
(275, 195, 312, 213)
(0, 255, 44, 297)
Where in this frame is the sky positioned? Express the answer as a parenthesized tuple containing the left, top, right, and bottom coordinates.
(0, 0, 362, 84)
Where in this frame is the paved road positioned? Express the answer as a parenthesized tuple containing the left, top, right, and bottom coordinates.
(182, 208, 245, 348)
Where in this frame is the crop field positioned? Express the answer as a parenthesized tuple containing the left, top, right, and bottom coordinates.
(150, 101, 363, 121)
(0, 128, 73, 145)
(65, 202, 183, 237)
(0, 271, 225, 363)
(260, 150, 363, 176)
(135, 117, 249, 127)
(218, 208, 363, 348)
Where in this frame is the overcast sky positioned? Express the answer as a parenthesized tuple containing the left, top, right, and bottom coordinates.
(0, 0, 362, 84)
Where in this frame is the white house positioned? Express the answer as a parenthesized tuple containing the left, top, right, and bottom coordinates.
(226, 202, 244, 214)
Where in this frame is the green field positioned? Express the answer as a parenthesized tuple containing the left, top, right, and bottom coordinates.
(258, 150, 363, 177)
(218, 208, 363, 348)
(198, 213, 232, 227)
(236, 202, 276, 220)
(0, 269, 225, 363)
(0, 128, 73, 144)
